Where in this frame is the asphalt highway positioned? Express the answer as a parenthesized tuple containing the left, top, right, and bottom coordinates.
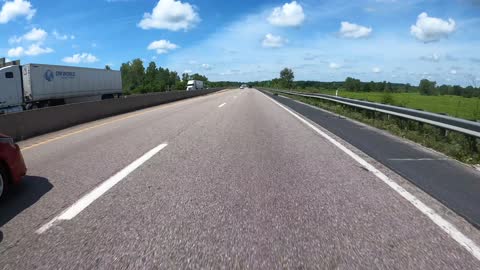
(1, 88, 480, 269)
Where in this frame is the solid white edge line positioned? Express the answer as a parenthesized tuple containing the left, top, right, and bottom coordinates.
(218, 103, 226, 108)
(36, 143, 168, 234)
(260, 91, 480, 261)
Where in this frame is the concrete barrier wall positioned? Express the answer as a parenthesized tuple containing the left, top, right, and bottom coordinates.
(0, 88, 224, 141)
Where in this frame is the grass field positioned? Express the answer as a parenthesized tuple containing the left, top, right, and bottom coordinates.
(297, 88, 480, 121)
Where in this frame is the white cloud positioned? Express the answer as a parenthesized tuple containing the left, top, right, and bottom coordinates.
(9, 27, 47, 44)
(329, 62, 342, 69)
(201, 64, 212, 70)
(53, 30, 75, 40)
(25, 44, 53, 56)
(7, 43, 53, 57)
(268, 1, 305, 27)
(62, 53, 99, 64)
(450, 69, 457, 75)
(138, 0, 200, 31)
(262, 33, 287, 48)
(410, 12, 456, 42)
(184, 69, 192, 73)
(147, 39, 179, 54)
(372, 67, 382, 73)
(7, 47, 24, 57)
(24, 28, 47, 42)
(339, 22, 372, 39)
(0, 0, 36, 24)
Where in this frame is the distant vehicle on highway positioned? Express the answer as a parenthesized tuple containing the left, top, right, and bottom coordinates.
(0, 133, 26, 200)
(240, 84, 248, 89)
(0, 60, 123, 114)
(186, 80, 204, 91)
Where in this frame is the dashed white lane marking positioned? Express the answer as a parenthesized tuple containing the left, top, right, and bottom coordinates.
(36, 143, 168, 234)
(261, 91, 480, 262)
(218, 103, 226, 108)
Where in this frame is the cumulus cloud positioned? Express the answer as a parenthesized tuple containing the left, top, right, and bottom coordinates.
(201, 64, 212, 70)
(339, 22, 372, 39)
(329, 62, 342, 69)
(450, 69, 457, 75)
(0, 0, 36, 24)
(268, 1, 305, 27)
(262, 33, 287, 48)
(410, 12, 456, 42)
(372, 67, 382, 73)
(9, 27, 48, 44)
(25, 44, 54, 55)
(53, 30, 75, 40)
(138, 0, 200, 31)
(147, 40, 179, 54)
(7, 47, 24, 57)
(62, 53, 99, 64)
(7, 43, 54, 57)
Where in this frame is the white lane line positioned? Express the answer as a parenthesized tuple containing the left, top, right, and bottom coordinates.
(389, 158, 450, 161)
(218, 103, 227, 108)
(261, 92, 480, 261)
(36, 143, 168, 234)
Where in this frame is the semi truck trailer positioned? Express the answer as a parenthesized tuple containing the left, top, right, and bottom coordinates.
(186, 80, 204, 91)
(0, 61, 123, 114)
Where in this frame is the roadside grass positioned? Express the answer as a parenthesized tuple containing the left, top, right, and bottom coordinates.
(281, 93, 480, 165)
(296, 88, 480, 121)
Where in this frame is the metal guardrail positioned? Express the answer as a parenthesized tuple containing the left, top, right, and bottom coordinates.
(260, 88, 480, 138)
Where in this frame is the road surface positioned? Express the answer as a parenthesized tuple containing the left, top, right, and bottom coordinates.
(1, 88, 479, 269)
(263, 90, 480, 229)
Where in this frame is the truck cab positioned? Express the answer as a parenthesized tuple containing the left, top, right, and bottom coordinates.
(0, 65, 23, 114)
(186, 80, 204, 91)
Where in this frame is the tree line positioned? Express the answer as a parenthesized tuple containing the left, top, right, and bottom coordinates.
(252, 68, 480, 98)
(120, 58, 209, 94)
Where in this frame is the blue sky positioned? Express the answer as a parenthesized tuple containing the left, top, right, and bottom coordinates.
(1, 0, 479, 86)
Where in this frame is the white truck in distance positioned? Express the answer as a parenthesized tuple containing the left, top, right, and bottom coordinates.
(186, 80, 204, 91)
(0, 62, 123, 114)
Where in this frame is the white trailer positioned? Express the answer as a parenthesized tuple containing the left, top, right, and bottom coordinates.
(186, 80, 204, 91)
(0, 63, 122, 113)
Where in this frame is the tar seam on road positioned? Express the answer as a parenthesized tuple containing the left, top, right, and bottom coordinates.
(36, 143, 168, 234)
(218, 103, 227, 108)
(259, 91, 480, 262)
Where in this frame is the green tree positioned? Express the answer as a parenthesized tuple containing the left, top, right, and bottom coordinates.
(105, 65, 111, 70)
(344, 77, 361, 91)
(145, 61, 159, 92)
(419, 79, 436, 95)
(280, 68, 294, 89)
(182, 73, 189, 83)
(120, 62, 132, 92)
(190, 73, 208, 82)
